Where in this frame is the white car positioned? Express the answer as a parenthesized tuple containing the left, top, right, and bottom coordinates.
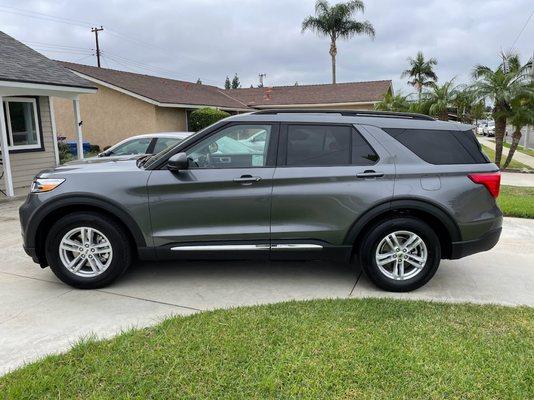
(482, 123, 495, 137)
(97, 132, 192, 159)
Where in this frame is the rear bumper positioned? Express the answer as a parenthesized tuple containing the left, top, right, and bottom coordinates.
(450, 227, 502, 259)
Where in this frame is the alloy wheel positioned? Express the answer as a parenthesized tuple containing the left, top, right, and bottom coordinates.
(375, 230, 428, 281)
(59, 227, 113, 277)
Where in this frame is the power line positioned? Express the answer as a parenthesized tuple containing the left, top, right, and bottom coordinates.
(0, 4, 219, 85)
(21, 40, 91, 51)
(510, 9, 534, 50)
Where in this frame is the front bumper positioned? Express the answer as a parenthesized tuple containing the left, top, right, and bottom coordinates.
(450, 227, 502, 259)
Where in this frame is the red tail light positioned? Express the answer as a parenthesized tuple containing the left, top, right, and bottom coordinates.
(468, 172, 501, 198)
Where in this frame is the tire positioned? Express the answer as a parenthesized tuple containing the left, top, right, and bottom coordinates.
(358, 217, 441, 292)
(45, 212, 132, 289)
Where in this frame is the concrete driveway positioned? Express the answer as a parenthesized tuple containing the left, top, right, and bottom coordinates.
(1, 199, 533, 375)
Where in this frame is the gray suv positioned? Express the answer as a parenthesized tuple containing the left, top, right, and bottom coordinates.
(19, 110, 502, 291)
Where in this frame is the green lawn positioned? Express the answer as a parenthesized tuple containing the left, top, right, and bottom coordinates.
(1, 298, 532, 399)
(502, 141, 534, 157)
(499, 185, 534, 218)
(481, 144, 533, 171)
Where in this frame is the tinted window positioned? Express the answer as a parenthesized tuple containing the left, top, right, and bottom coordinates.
(352, 130, 379, 165)
(285, 125, 378, 166)
(383, 128, 489, 165)
(286, 125, 351, 166)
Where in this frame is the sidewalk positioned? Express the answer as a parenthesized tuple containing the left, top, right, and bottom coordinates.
(478, 136, 534, 169)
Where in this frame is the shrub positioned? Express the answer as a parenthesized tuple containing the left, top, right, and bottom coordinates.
(189, 107, 230, 132)
(58, 142, 74, 164)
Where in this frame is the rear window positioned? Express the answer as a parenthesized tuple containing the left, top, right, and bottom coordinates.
(285, 125, 378, 167)
(383, 128, 489, 165)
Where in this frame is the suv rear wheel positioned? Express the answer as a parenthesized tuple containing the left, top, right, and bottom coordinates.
(45, 212, 132, 289)
(359, 217, 441, 292)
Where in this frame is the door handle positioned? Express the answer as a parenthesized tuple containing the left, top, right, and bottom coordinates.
(233, 175, 262, 184)
(356, 170, 384, 178)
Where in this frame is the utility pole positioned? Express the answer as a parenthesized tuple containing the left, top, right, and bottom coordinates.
(91, 26, 104, 68)
(258, 73, 266, 88)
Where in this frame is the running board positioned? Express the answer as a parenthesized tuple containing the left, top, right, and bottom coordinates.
(170, 244, 323, 251)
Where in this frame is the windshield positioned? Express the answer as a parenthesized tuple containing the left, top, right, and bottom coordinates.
(108, 138, 152, 156)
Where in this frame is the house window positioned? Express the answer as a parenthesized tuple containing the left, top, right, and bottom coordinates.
(2, 98, 41, 151)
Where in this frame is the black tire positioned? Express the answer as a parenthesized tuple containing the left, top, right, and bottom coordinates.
(45, 212, 132, 289)
(358, 217, 441, 292)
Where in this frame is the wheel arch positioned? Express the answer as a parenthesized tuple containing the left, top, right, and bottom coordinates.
(30, 195, 147, 266)
(344, 198, 461, 259)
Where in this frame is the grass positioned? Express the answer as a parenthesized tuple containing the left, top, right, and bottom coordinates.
(499, 185, 534, 218)
(480, 144, 533, 171)
(502, 141, 534, 157)
(1, 298, 532, 399)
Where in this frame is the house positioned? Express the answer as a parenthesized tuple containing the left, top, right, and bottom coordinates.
(55, 62, 392, 148)
(54, 62, 250, 148)
(0, 32, 96, 197)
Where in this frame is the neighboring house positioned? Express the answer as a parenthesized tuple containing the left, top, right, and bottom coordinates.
(226, 80, 392, 110)
(54, 62, 250, 148)
(55, 62, 392, 148)
(0, 32, 96, 197)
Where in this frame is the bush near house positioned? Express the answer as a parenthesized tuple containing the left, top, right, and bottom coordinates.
(189, 107, 230, 132)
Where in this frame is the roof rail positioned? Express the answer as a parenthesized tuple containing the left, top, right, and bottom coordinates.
(251, 109, 435, 121)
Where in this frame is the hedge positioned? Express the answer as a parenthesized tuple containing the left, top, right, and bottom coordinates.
(189, 108, 230, 131)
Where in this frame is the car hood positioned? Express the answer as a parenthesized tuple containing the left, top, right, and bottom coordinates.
(37, 159, 143, 178)
(66, 154, 145, 165)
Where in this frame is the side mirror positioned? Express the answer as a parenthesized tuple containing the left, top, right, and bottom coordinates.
(167, 152, 189, 171)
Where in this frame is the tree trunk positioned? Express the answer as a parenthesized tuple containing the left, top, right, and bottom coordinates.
(329, 40, 337, 84)
(494, 113, 507, 167)
(502, 127, 522, 170)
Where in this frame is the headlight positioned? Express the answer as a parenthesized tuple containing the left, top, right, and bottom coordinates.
(31, 178, 65, 193)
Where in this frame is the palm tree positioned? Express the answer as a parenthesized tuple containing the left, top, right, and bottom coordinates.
(426, 80, 458, 121)
(374, 91, 409, 112)
(401, 52, 438, 100)
(453, 86, 485, 124)
(302, 0, 375, 84)
(502, 92, 534, 169)
(472, 53, 533, 166)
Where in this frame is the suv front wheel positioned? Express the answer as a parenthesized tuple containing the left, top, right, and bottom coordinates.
(359, 217, 441, 292)
(45, 212, 132, 289)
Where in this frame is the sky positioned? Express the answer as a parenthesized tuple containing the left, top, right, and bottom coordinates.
(0, 0, 532, 94)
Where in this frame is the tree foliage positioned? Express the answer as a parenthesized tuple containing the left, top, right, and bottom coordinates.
(374, 91, 409, 112)
(224, 76, 231, 90)
(302, 0, 374, 83)
(401, 51, 438, 99)
(231, 74, 240, 89)
(472, 53, 533, 166)
(189, 108, 230, 132)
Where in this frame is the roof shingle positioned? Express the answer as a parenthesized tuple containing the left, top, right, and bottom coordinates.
(0, 31, 95, 89)
(228, 80, 392, 106)
(60, 62, 249, 110)
(60, 61, 391, 109)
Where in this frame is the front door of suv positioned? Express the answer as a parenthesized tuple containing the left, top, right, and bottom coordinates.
(147, 123, 278, 259)
(270, 123, 395, 260)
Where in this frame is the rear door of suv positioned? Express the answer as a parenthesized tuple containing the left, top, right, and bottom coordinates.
(270, 123, 395, 261)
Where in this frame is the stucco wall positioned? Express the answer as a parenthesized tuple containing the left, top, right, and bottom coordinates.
(54, 83, 188, 148)
(8, 96, 56, 189)
(156, 107, 187, 132)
